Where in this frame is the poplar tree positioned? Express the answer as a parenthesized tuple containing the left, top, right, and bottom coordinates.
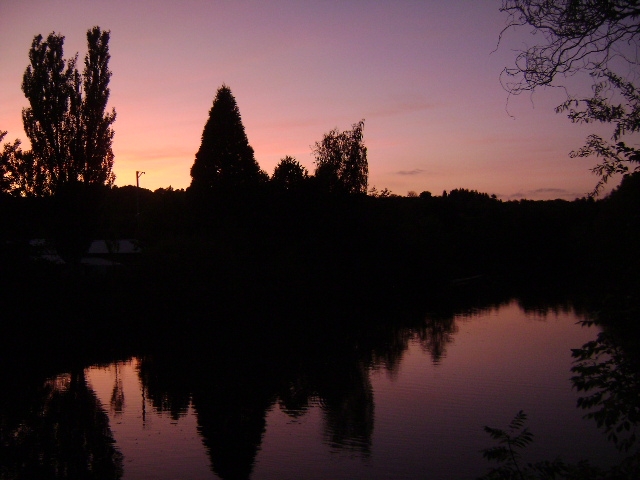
(18, 26, 116, 196)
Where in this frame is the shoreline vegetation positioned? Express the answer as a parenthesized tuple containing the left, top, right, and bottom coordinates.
(1, 172, 639, 362)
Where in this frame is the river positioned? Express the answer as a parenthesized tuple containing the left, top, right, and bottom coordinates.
(2, 297, 635, 479)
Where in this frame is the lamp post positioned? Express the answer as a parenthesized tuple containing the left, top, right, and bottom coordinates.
(136, 171, 145, 233)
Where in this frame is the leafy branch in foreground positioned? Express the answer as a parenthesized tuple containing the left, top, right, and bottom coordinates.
(481, 410, 534, 479)
(571, 323, 640, 454)
(499, 1, 640, 196)
(558, 70, 640, 197)
(479, 411, 606, 480)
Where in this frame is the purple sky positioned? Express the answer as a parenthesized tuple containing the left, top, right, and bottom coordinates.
(0, 0, 625, 199)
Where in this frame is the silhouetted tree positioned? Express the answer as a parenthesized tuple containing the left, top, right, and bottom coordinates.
(19, 27, 116, 196)
(313, 119, 368, 194)
(0, 131, 41, 196)
(77, 27, 116, 186)
(190, 85, 266, 193)
(3, 28, 116, 261)
(572, 322, 640, 455)
(368, 185, 393, 198)
(271, 155, 308, 191)
(500, 1, 640, 195)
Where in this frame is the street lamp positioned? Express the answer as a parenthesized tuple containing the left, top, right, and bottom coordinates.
(136, 171, 145, 232)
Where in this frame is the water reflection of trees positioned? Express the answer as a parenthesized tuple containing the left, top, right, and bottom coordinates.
(109, 363, 125, 415)
(415, 314, 458, 364)
(193, 367, 273, 480)
(137, 355, 191, 420)
(0, 369, 123, 479)
(562, 289, 640, 476)
(317, 360, 374, 454)
(572, 320, 640, 462)
(0, 289, 556, 480)
(134, 296, 510, 479)
(133, 347, 273, 480)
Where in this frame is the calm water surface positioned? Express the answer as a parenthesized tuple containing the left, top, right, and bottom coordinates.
(69, 300, 625, 479)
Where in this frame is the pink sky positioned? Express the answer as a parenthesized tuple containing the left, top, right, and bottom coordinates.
(0, 0, 626, 199)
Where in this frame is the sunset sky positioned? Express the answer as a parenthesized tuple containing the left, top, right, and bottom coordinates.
(0, 1, 625, 199)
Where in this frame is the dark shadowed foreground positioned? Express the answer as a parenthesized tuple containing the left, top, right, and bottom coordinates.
(1, 175, 639, 479)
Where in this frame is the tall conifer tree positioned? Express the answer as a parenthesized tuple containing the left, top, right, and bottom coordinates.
(190, 85, 264, 192)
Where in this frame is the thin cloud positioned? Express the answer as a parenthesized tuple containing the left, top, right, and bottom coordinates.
(255, 116, 331, 131)
(396, 168, 428, 176)
(259, 99, 439, 132)
(533, 188, 572, 195)
(366, 100, 439, 119)
(502, 188, 585, 201)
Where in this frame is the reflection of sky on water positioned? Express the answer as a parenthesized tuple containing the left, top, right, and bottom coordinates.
(365, 301, 613, 479)
(87, 359, 213, 479)
(85, 301, 624, 479)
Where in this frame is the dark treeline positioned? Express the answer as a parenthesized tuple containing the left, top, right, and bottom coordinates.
(2, 171, 639, 327)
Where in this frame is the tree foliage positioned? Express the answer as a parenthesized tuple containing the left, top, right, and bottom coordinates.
(190, 85, 266, 193)
(499, 1, 640, 195)
(572, 321, 640, 454)
(479, 410, 614, 479)
(0, 132, 41, 196)
(76, 27, 116, 186)
(481, 410, 534, 479)
(313, 119, 368, 195)
(15, 27, 116, 196)
(271, 156, 308, 191)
